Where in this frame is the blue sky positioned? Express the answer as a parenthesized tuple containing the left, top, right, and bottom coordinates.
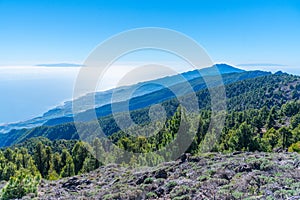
(0, 0, 300, 124)
(0, 0, 300, 70)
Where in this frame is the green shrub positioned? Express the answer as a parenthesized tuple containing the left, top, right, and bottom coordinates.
(166, 181, 177, 189)
(144, 177, 154, 184)
(232, 191, 243, 199)
(172, 195, 191, 200)
(288, 141, 300, 153)
(1, 170, 41, 200)
(146, 192, 157, 199)
(197, 175, 208, 181)
(170, 185, 190, 198)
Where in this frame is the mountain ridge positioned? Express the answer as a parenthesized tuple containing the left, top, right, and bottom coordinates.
(0, 64, 245, 133)
(2, 70, 295, 148)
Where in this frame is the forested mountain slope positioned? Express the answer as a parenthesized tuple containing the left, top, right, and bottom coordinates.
(0, 72, 299, 148)
(0, 64, 245, 133)
(1, 72, 300, 199)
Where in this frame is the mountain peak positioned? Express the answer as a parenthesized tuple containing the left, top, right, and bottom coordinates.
(182, 64, 245, 78)
(213, 63, 245, 73)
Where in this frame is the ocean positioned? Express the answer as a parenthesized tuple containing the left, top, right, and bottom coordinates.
(0, 67, 78, 124)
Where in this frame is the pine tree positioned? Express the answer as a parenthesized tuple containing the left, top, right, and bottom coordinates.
(227, 122, 257, 151)
(80, 155, 95, 173)
(266, 106, 277, 129)
(52, 152, 62, 174)
(60, 155, 75, 178)
(279, 127, 293, 149)
(3, 148, 14, 162)
(33, 142, 47, 177)
(93, 138, 105, 169)
(44, 146, 52, 178)
(262, 128, 280, 149)
(1, 162, 17, 181)
(47, 165, 59, 180)
(60, 149, 70, 169)
(72, 141, 89, 174)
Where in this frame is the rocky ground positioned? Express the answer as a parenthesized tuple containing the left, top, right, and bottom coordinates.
(32, 152, 300, 199)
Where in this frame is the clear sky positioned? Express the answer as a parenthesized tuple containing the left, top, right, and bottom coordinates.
(0, 0, 300, 70)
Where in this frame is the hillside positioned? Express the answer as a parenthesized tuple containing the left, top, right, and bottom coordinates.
(0, 68, 270, 147)
(0, 71, 297, 148)
(0, 70, 300, 199)
(0, 64, 245, 133)
(36, 152, 300, 199)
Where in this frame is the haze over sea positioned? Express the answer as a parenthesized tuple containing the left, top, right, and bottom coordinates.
(0, 64, 299, 125)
